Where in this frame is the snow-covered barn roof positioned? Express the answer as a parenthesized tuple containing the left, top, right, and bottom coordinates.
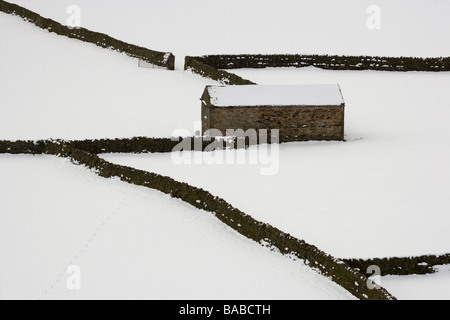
(204, 84, 345, 107)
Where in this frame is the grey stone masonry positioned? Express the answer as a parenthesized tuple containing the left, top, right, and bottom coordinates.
(201, 85, 345, 142)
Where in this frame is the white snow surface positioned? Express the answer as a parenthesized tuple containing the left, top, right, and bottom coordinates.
(0, 155, 354, 300)
(381, 266, 450, 300)
(0, 13, 215, 140)
(5, 0, 450, 58)
(103, 66, 450, 260)
(207, 85, 345, 107)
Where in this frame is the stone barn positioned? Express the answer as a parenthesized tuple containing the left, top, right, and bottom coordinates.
(200, 84, 345, 142)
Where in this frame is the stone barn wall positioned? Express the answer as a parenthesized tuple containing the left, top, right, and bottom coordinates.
(203, 105, 345, 142)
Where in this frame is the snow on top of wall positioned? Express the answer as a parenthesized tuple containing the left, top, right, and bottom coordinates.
(206, 85, 345, 107)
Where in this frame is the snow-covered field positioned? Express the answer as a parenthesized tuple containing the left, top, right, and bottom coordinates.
(5, 0, 450, 58)
(0, 12, 215, 140)
(0, 155, 354, 300)
(382, 265, 450, 300)
(1, 0, 449, 300)
(103, 66, 450, 259)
